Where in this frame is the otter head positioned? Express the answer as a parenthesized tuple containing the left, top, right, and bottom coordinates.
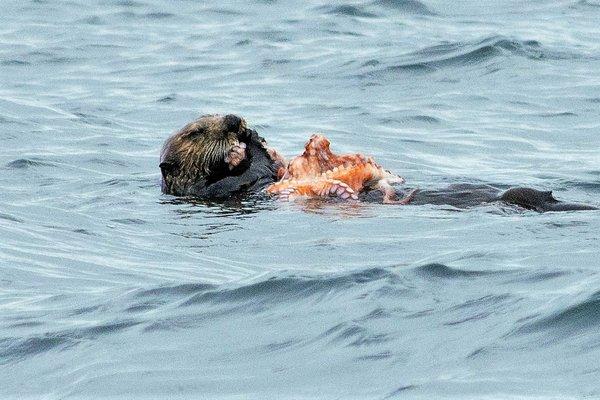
(160, 114, 251, 196)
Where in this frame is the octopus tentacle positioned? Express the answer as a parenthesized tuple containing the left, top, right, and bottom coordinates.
(267, 178, 358, 201)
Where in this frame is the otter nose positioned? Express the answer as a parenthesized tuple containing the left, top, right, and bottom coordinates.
(223, 114, 243, 133)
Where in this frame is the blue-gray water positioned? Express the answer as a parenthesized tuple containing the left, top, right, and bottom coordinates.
(1, 1, 600, 398)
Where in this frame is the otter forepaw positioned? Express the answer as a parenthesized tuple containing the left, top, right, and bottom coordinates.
(225, 142, 246, 170)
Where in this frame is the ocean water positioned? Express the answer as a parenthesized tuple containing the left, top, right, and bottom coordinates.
(1, 0, 600, 398)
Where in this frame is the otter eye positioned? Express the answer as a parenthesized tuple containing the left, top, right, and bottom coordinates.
(187, 126, 205, 137)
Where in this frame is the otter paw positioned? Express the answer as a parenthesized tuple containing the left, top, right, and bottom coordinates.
(225, 142, 246, 170)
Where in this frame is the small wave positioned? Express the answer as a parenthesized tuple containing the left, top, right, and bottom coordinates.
(157, 95, 176, 103)
(0, 320, 140, 364)
(450, 294, 513, 310)
(404, 115, 441, 124)
(324, 29, 364, 37)
(125, 301, 165, 313)
(515, 291, 600, 336)
(110, 11, 170, 20)
(356, 307, 391, 321)
(412, 263, 496, 279)
(44, 56, 81, 65)
(181, 268, 394, 306)
(145, 12, 175, 19)
(572, 0, 600, 9)
(77, 320, 140, 336)
(114, 0, 144, 6)
(256, 339, 302, 354)
(1, 60, 31, 66)
(110, 218, 146, 225)
(316, 4, 378, 18)
(370, 0, 436, 15)
(250, 29, 290, 43)
(385, 385, 418, 398)
(533, 111, 577, 118)
(559, 180, 600, 193)
(72, 112, 116, 127)
(262, 58, 291, 68)
(70, 305, 104, 316)
(4, 158, 55, 169)
(136, 283, 216, 298)
(203, 7, 244, 16)
(443, 312, 491, 326)
(506, 270, 569, 283)
(0, 335, 76, 364)
(78, 16, 105, 25)
(354, 351, 392, 361)
(321, 322, 391, 347)
(135, 270, 397, 331)
(0, 213, 24, 223)
(361, 36, 555, 77)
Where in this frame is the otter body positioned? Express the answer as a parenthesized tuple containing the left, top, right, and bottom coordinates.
(361, 184, 597, 212)
(160, 114, 282, 198)
(160, 115, 596, 212)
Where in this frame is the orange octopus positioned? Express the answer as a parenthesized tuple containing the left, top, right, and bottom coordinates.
(266, 134, 417, 204)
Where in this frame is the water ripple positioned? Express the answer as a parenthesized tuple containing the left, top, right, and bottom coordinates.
(516, 291, 600, 336)
(371, 0, 436, 15)
(316, 4, 378, 18)
(359, 36, 580, 78)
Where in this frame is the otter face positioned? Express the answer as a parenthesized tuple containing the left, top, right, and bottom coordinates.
(160, 114, 251, 196)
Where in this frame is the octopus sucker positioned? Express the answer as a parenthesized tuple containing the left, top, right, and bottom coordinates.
(266, 134, 411, 204)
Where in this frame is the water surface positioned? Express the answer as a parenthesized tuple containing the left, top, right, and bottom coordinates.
(1, 0, 600, 398)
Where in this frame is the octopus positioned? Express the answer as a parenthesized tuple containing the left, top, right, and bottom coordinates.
(266, 134, 417, 204)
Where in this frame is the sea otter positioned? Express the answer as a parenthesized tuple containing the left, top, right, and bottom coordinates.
(160, 114, 597, 212)
(160, 114, 285, 198)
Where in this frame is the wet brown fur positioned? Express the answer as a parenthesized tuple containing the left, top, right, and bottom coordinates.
(160, 114, 248, 195)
